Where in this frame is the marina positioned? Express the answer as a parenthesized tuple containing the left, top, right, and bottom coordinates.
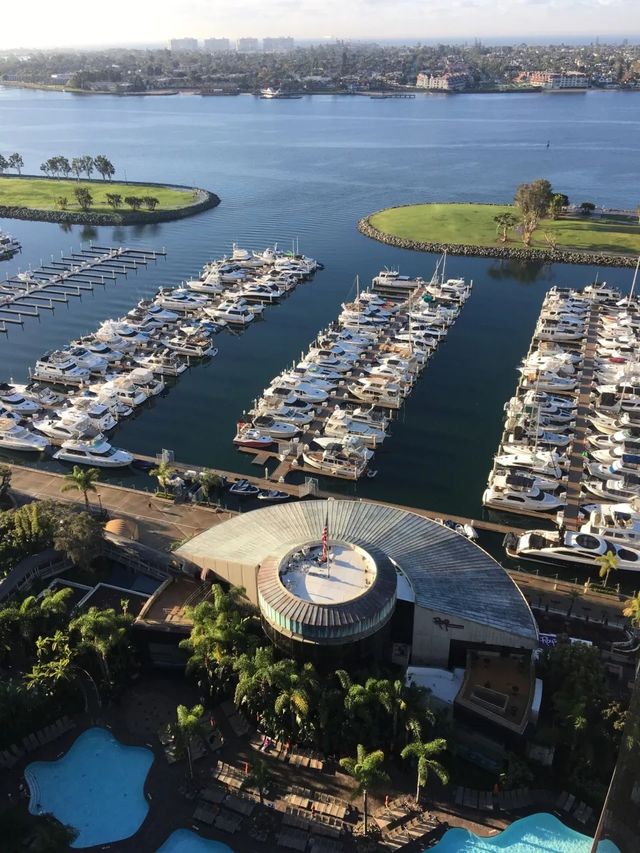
(0, 242, 322, 471)
(488, 273, 640, 574)
(234, 257, 472, 480)
(0, 245, 165, 328)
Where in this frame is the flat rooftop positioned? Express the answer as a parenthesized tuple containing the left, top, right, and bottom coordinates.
(279, 542, 376, 605)
(135, 576, 208, 632)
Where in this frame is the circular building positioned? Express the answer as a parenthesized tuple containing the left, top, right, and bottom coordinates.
(257, 539, 397, 657)
(176, 499, 538, 666)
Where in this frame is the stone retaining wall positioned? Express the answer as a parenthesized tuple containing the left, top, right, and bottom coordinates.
(357, 214, 639, 269)
(0, 174, 220, 225)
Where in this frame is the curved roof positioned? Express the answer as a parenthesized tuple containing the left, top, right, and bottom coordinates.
(177, 500, 537, 642)
(258, 542, 397, 642)
(105, 518, 139, 540)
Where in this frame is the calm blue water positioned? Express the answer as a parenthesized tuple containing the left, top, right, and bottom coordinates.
(1, 88, 639, 516)
(25, 726, 153, 848)
(432, 812, 620, 852)
(156, 829, 233, 853)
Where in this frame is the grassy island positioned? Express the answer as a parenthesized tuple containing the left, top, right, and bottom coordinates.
(0, 175, 219, 224)
(361, 203, 640, 267)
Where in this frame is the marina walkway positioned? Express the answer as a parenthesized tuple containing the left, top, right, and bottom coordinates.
(3, 462, 629, 623)
(563, 304, 601, 530)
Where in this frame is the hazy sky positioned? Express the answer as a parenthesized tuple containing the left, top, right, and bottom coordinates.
(1, 0, 637, 49)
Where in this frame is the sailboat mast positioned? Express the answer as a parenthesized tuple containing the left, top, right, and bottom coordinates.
(441, 250, 447, 284)
(627, 255, 640, 308)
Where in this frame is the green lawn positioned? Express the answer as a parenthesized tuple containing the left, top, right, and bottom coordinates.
(0, 176, 198, 213)
(369, 203, 640, 256)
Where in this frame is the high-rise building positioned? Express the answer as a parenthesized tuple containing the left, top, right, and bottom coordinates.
(203, 37, 230, 53)
(236, 37, 260, 53)
(170, 38, 199, 52)
(263, 37, 294, 53)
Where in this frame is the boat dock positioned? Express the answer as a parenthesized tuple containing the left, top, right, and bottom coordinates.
(563, 303, 601, 530)
(0, 245, 166, 327)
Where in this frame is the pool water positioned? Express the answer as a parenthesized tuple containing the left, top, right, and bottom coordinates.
(155, 829, 234, 853)
(432, 813, 620, 852)
(25, 727, 154, 848)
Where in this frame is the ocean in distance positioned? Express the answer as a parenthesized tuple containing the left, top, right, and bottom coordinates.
(1, 87, 639, 522)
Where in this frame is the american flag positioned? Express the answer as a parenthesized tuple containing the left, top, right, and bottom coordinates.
(321, 511, 329, 563)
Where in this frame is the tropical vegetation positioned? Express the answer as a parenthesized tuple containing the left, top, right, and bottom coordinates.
(339, 744, 390, 834)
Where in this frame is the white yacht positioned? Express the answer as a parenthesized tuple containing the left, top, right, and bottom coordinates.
(0, 385, 40, 414)
(53, 436, 133, 468)
(265, 382, 328, 404)
(135, 350, 188, 376)
(91, 378, 148, 408)
(186, 277, 226, 296)
(0, 419, 49, 451)
(323, 408, 387, 448)
(302, 445, 368, 479)
(482, 481, 565, 514)
(206, 301, 255, 326)
(254, 405, 313, 427)
(128, 367, 165, 397)
(161, 334, 217, 358)
(242, 282, 284, 303)
(348, 378, 403, 408)
(505, 529, 640, 573)
(494, 448, 567, 476)
(251, 415, 300, 439)
(65, 400, 118, 432)
(74, 339, 124, 365)
(32, 355, 90, 386)
(155, 288, 210, 313)
(11, 383, 66, 409)
(33, 413, 95, 441)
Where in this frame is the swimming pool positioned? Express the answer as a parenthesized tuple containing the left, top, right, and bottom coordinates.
(431, 812, 620, 852)
(25, 726, 154, 848)
(155, 829, 234, 853)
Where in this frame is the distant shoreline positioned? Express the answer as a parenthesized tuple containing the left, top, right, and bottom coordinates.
(2, 81, 637, 98)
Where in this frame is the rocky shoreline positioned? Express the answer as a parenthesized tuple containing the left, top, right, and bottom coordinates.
(0, 176, 220, 225)
(357, 215, 639, 269)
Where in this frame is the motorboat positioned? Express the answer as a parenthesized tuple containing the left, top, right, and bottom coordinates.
(33, 413, 96, 441)
(136, 301, 180, 324)
(257, 489, 290, 502)
(32, 355, 90, 386)
(255, 405, 313, 426)
(233, 426, 276, 449)
(162, 334, 218, 358)
(73, 339, 124, 365)
(490, 467, 563, 493)
(91, 378, 148, 409)
(582, 476, 640, 503)
(0, 384, 40, 414)
(494, 448, 567, 476)
(95, 322, 149, 351)
(186, 277, 226, 295)
(482, 479, 565, 514)
(155, 287, 210, 313)
(505, 528, 640, 572)
(206, 301, 254, 326)
(0, 419, 49, 451)
(251, 415, 300, 439)
(312, 434, 374, 463)
(348, 378, 403, 408)
(63, 346, 109, 374)
(53, 436, 133, 468)
(323, 408, 387, 448)
(11, 383, 66, 409)
(128, 367, 166, 397)
(265, 382, 328, 404)
(579, 503, 640, 544)
(242, 282, 284, 303)
(302, 445, 368, 479)
(64, 399, 118, 432)
(228, 479, 260, 498)
(135, 349, 188, 377)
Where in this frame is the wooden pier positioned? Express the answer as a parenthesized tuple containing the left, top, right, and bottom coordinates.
(563, 304, 601, 530)
(0, 244, 166, 329)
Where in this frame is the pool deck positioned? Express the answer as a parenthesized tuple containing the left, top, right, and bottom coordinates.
(1, 672, 539, 853)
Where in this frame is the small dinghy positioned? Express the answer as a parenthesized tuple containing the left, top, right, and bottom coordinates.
(229, 479, 260, 497)
(257, 489, 290, 502)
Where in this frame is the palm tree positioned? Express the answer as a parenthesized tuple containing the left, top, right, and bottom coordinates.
(150, 460, 176, 492)
(493, 212, 520, 243)
(401, 736, 449, 804)
(273, 660, 317, 743)
(26, 634, 75, 696)
(234, 646, 278, 729)
(174, 703, 205, 779)
(69, 607, 130, 684)
(339, 744, 389, 835)
(60, 466, 100, 511)
(596, 550, 619, 587)
(199, 471, 223, 504)
(241, 757, 272, 805)
(623, 592, 640, 629)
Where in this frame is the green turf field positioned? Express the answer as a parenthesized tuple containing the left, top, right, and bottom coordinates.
(369, 203, 640, 255)
(0, 177, 197, 214)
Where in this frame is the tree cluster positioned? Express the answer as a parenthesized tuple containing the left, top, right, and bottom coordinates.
(39, 154, 115, 180)
(0, 500, 104, 579)
(0, 152, 24, 174)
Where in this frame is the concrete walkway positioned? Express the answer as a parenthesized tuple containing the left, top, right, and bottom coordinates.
(7, 464, 231, 551)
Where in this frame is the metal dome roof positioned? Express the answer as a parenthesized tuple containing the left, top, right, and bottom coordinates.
(177, 499, 537, 642)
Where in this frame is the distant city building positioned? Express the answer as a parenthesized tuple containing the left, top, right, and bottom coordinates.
(236, 37, 260, 53)
(263, 36, 294, 53)
(170, 38, 199, 52)
(416, 71, 469, 92)
(203, 38, 230, 53)
(524, 71, 590, 89)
